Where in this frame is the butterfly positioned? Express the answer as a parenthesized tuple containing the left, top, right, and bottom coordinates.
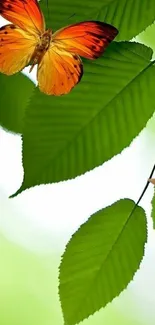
(0, 0, 118, 95)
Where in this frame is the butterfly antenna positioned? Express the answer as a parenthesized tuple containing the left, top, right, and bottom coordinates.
(45, 0, 50, 22)
(128, 164, 155, 218)
(67, 13, 76, 20)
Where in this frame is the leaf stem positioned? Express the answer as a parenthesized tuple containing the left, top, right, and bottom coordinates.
(129, 164, 155, 218)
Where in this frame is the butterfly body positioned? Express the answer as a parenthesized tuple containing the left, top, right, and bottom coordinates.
(30, 29, 52, 71)
(0, 0, 118, 95)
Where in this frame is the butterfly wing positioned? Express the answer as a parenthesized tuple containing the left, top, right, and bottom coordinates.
(0, 0, 45, 34)
(0, 24, 37, 75)
(37, 45, 83, 95)
(52, 21, 118, 59)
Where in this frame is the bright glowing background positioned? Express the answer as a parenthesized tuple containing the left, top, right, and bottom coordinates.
(1, 15, 155, 325)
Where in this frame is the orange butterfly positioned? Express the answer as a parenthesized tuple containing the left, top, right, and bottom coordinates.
(0, 0, 118, 95)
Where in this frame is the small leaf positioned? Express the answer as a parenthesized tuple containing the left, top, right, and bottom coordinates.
(13, 42, 155, 196)
(0, 73, 34, 134)
(59, 199, 147, 325)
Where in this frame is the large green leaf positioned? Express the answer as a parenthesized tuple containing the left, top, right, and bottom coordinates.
(13, 42, 155, 196)
(59, 199, 147, 325)
(0, 73, 34, 134)
(41, 0, 155, 41)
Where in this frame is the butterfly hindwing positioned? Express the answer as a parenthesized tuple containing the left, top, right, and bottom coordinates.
(37, 45, 83, 95)
(0, 24, 37, 75)
(0, 0, 45, 34)
(52, 21, 118, 59)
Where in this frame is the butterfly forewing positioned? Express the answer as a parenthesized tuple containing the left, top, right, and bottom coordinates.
(0, 0, 45, 34)
(52, 21, 118, 59)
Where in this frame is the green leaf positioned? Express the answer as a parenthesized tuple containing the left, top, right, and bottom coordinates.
(0, 73, 34, 134)
(59, 199, 147, 325)
(137, 23, 155, 59)
(151, 189, 155, 228)
(13, 42, 155, 196)
(41, 0, 155, 41)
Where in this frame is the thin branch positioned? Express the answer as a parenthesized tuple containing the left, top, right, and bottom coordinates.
(128, 164, 155, 218)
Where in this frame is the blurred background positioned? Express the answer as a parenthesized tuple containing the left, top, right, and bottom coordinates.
(1, 16, 155, 325)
